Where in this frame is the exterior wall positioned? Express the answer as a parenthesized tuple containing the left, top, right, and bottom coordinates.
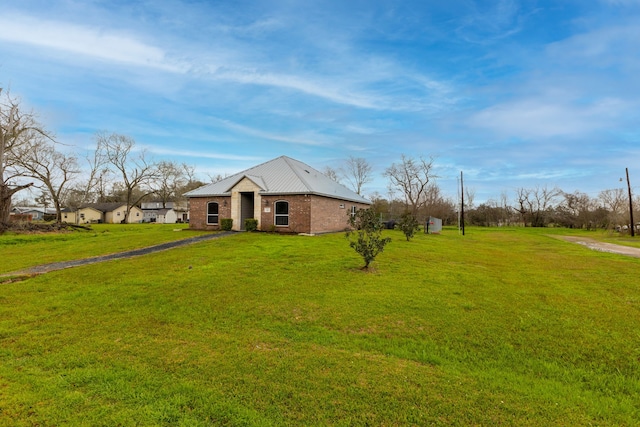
(190, 193, 370, 234)
(105, 206, 143, 223)
(61, 211, 77, 224)
(143, 210, 158, 222)
(310, 196, 370, 234)
(157, 209, 178, 224)
(128, 207, 144, 223)
(78, 208, 103, 224)
(188, 197, 232, 231)
(260, 194, 311, 233)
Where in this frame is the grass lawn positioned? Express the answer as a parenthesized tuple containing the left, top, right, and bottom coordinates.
(1, 226, 639, 425)
(0, 223, 208, 275)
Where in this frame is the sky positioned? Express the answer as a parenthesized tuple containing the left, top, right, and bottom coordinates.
(1, 0, 639, 204)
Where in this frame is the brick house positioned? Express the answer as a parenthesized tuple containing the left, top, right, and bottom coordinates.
(185, 156, 372, 234)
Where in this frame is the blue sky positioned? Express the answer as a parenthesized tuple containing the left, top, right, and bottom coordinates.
(1, 0, 639, 203)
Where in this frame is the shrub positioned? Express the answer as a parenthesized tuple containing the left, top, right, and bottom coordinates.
(397, 211, 420, 241)
(221, 218, 233, 231)
(346, 208, 391, 269)
(244, 218, 258, 232)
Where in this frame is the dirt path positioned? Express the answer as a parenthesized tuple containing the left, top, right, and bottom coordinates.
(2, 231, 235, 278)
(552, 235, 640, 258)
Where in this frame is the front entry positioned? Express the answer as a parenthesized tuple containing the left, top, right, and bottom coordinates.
(240, 192, 255, 230)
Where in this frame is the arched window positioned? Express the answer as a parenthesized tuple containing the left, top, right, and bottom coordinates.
(274, 201, 289, 226)
(207, 202, 219, 224)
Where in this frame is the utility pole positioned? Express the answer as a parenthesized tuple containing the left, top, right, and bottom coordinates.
(626, 168, 635, 237)
(460, 171, 465, 236)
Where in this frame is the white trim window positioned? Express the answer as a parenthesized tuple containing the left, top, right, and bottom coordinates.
(274, 200, 289, 226)
(350, 205, 357, 218)
(207, 202, 219, 225)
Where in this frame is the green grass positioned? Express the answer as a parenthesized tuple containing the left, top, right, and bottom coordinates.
(0, 223, 209, 274)
(1, 226, 639, 425)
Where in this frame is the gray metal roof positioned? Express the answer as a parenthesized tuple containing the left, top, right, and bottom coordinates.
(184, 156, 371, 204)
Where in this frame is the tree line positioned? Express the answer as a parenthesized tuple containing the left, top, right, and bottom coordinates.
(1, 89, 205, 229)
(2, 87, 636, 232)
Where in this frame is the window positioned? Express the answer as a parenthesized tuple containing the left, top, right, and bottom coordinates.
(274, 201, 289, 226)
(207, 202, 219, 224)
(350, 205, 357, 218)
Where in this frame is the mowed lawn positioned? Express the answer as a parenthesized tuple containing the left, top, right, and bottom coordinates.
(0, 223, 208, 275)
(1, 226, 639, 425)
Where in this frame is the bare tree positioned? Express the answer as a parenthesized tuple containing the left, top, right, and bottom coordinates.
(96, 132, 157, 223)
(70, 144, 111, 207)
(0, 89, 50, 227)
(207, 172, 226, 183)
(556, 191, 597, 229)
(514, 187, 531, 226)
(465, 187, 476, 210)
(150, 160, 189, 207)
(384, 155, 436, 218)
(322, 165, 341, 183)
(599, 188, 627, 227)
(514, 185, 561, 227)
(342, 156, 372, 195)
(10, 133, 80, 223)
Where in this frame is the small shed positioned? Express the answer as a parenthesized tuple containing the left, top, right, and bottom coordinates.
(425, 216, 442, 234)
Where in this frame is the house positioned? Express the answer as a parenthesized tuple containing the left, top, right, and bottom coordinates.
(60, 208, 77, 224)
(77, 203, 144, 224)
(157, 208, 179, 224)
(184, 156, 371, 234)
(141, 201, 189, 223)
(10, 206, 56, 221)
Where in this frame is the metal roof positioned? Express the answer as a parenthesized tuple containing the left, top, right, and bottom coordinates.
(184, 156, 371, 204)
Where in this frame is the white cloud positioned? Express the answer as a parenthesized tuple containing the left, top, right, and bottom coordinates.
(214, 69, 381, 110)
(145, 146, 261, 162)
(469, 97, 627, 139)
(0, 13, 188, 73)
(211, 117, 333, 147)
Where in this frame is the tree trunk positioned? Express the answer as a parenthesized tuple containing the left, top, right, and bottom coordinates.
(0, 183, 11, 229)
(0, 182, 34, 229)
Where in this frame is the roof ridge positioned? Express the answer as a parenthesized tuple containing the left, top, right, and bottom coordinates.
(282, 156, 313, 193)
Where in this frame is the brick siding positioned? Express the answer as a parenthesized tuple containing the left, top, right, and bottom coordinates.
(190, 194, 370, 234)
(188, 197, 232, 230)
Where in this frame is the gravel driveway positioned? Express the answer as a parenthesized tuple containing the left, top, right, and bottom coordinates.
(553, 235, 640, 258)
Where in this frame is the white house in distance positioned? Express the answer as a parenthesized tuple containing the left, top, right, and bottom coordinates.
(140, 201, 189, 223)
(77, 203, 143, 224)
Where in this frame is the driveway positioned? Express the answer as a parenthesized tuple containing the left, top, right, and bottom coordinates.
(2, 231, 234, 279)
(553, 235, 640, 258)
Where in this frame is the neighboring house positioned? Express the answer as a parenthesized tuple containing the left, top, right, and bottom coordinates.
(61, 208, 77, 224)
(10, 206, 56, 221)
(77, 203, 144, 224)
(185, 156, 371, 234)
(156, 208, 178, 224)
(141, 201, 189, 223)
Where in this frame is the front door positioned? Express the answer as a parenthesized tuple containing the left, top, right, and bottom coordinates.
(240, 192, 255, 230)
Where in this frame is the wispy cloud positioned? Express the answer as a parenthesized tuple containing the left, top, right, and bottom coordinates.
(211, 117, 333, 147)
(145, 146, 261, 162)
(0, 9, 454, 112)
(454, 0, 523, 44)
(469, 97, 628, 139)
(0, 13, 188, 73)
